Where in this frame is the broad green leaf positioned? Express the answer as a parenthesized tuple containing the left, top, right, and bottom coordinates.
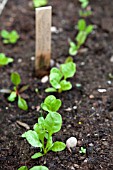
(18, 166, 28, 170)
(30, 166, 48, 170)
(33, 0, 48, 8)
(86, 25, 93, 35)
(60, 62, 76, 79)
(0, 53, 13, 65)
(78, 19, 86, 31)
(44, 112, 62, 134)
(22, 130, 42, 148)
(41, 95, 62, 112)
(18, 96, 28, 110)
(8, 91, 16, 102)
(65, 57, 73, 63)
(45, 87, 57, 93)
(60, 80, 72, 91)
(1, 30, 9, 38)
(9, 30, 19, 44)
(69, 42, 78, 56)
(51, 141, 66, 152)
(50, 67, 63, 80)
(31, 152, 43, 159)
(11, 72, 21, 86)
(76, 31, 87, 45)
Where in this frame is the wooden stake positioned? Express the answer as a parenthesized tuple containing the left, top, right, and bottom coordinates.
(35, 6, 52, 77)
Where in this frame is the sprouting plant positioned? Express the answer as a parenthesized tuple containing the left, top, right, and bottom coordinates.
(45, 57, 76, 93)
(41, 95, 62, 113)
(7, 72, 28, 110)
(1, 30, 19, 44)
(79, 0, 89, 9)
(79, 147, 86, 154)
(18, 165, 49, 170)
(22, 111, 66, 159)
(69, 19, 93, 56)
(0, 53, 13, 66)
(79, 9, 92, 17)
(33, 0, 48, 8)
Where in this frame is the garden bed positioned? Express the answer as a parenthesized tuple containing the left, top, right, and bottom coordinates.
(0, 0, 113, 169)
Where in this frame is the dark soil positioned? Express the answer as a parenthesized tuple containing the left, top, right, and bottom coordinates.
(0, 0, 113, 169)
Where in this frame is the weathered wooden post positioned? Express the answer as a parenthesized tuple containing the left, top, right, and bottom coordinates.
(35, 6, 52, 77)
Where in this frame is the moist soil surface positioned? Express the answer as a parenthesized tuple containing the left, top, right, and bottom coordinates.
(0, 0, 113, 169)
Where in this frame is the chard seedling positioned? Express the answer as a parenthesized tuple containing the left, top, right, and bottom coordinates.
(0, 53, 13, 66)
(79, 0, 89, 9)
(7, 72, 28, 110)
(18, 165, 48, 170)
(1, 30, 19, 44)
(69, 19, 93, 56)
(45, 58, 76, 93)
(79, 146, 86, 154)
(33, 0, 48, 8)
(22, 112, 66, 159)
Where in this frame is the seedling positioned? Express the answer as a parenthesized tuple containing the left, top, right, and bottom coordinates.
(79, 147, 86, 154)
(22, 112, 66, 159)
(1, 30, 19, 44)
(0, 53, 13, 66)
(79, 0, 89, 9)
(18, 165, 48, 170)
(69, 19, 93, 56)
(33, 0, 48, 8)
(7, 72, 28, 110)
(79, 9, 92, 17)
(45, 58, 76, 93)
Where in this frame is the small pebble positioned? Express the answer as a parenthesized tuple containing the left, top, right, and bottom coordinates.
(64, 107, 72, 111)
(31, 56, 35, 61)
(18, 58, 22, 63)
(73, 106, 77, 110)
(98, 89, 107, 93)
(66, 137, 77, 152)
(107, 81, 111, 85)
(110, 55, 113, 62)
(41, 76, 48, 83)
(89, 94, 94, 99)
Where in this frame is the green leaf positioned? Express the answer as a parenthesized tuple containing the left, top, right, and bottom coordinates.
(44, 112, 62, 134)
(69, 42, 78, 56)
(46, 136, 53, 151)
(33, 0, 48, 8)
(22, 130, 42, 148)
(18, 96, 28, 110)
(60, 62, 76, 79)
(78, 19, 86, 31)
(65, 57, 73, 63)
(30, 166, 48, 170)
(51, 141, 66, 152)
(45, 87, 57, 93)
(60, 80, 72, 91)
(31, 152, 43, 159)
(18, 166, 28, 170)
(11, 72, 21, 86)
(85, 25, 93, 35)
(1, 30, 9, 38)
(76, 31, 87, 45)
(41, 95, 62, 112)
(9, 30, 19, 44)
(0, 53, 13, 65)
(8, 91, 17, 102)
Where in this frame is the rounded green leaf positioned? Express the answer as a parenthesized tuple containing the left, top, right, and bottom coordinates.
(41, 95, 62, 112)
(0, 53, 13, 65)
(76, 31, 87, 45)
(60, 62, 76, 79)
(18, 166, 28, 170)
(51, 142, 66, 152)
(31, 152, 43, 159)
(86, 25, 93, 35)
(44, 112, 62, 134)
(1, 30, 9, 38)
(22, 130, 42, 148)
(33, 0, 48, 8)
(8, 91, 17, 102)
(77, 19, 86, 31)
(60, 80, 72, 91)
(45, 87, 57, 93)
(30, 166, 48, 170)
(18, 96, 28, 110)
(11, 72, 21, 86)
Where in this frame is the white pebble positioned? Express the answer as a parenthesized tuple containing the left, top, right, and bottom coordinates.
(31, 56, 35, 61)
(98, 89, 107, 93)
(66, 137, 77, 152)
(110, 56, 113, 62)
(41, 76, 48, 83)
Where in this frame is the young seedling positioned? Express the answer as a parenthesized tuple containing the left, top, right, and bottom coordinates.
(79, 146, 86, 154)
(45, 57, 76, 93)
(33, 0, 48, 8)
(7, 72, 28, 110)
(79, 8, 92, 17)
(18, 165, 48, 170)
(0, 53, 13, 66)
(1, 30, 19, 44)
(22, 112, 66, 158)
(79, 0, 89, 9)
(69, 19, 93, 56)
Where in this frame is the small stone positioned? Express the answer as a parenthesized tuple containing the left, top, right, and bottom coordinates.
(73, 106, 77, 110)
(64, 107, 72, 111)
(70, 166, 75, 170)
(107, 81, 111, 85)
(41, 76, 48, 83)
(81, 62, 85, 66)
(98, 89, 107, 93)
(50, 59, 55, 67)
(110, 56, 113, 62)
(31, 56, 35, 61)
(66, 137, 77, 152)
(89, 95, 94, 99)
(5, 107, 8, 110)
(74, 164, 79, 169)
(18, 58, 22, 63)
(89, 143, 94, 147)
